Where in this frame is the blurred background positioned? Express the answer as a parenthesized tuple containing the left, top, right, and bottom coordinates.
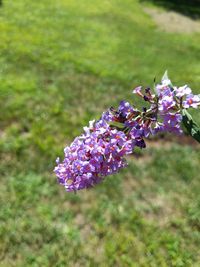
(0, 0, 200, 266)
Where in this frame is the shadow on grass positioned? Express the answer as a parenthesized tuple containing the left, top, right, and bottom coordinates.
(140, 0, 200, 19)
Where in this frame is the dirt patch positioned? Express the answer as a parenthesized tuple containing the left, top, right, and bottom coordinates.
(144, 7, 200, 33)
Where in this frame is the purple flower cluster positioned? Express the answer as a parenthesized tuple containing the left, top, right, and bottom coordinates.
(133, 77, 200, 135)
(54, 116, 132, 192)
(54, 75, 200, 192)
(155, 79, 183, 134)
(157, 79, 200, 133)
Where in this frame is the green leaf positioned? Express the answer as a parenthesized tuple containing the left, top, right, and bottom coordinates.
(182, 109, 200, 143)
(108, 121, 125, 129)
(161, 70, 174, 88)
(162, 70, 169, 81)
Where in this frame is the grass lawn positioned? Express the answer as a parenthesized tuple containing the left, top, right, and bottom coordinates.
(0, 0, 200, 266)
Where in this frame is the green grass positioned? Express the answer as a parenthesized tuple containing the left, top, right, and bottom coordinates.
(0, 0, 200, 266)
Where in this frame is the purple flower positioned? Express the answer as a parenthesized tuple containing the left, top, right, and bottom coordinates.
(118, 100, 135, 117)
(163, 113, 182, 126)
(183, 94, 200, 109)
(158, 95, 176, 112)
(101, 110, 114, 122)
(160, 113, 183, 134)
(133, 86, 143, 97)
(175, 85, 191, 97)
(156, 78, 171, 96)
